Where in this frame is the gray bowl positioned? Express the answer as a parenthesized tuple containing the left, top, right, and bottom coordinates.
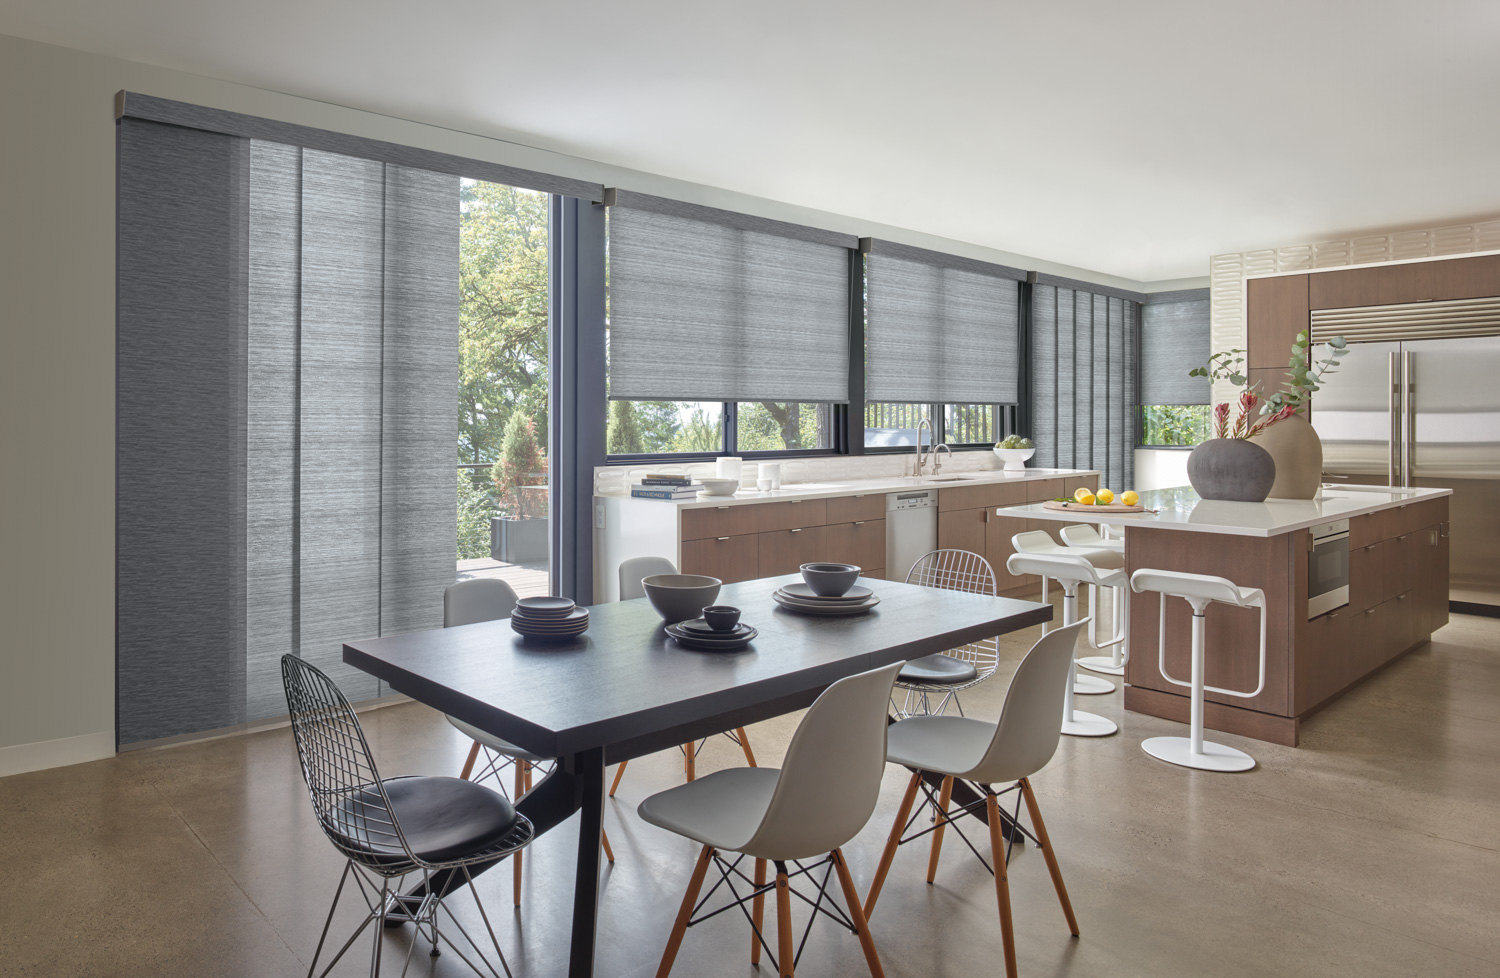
(642, 574, 722, 623)
(800, 562, 862, 597)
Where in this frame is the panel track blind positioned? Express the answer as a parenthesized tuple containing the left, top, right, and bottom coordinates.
(864, 240, 1024, 403)
(1140, 288, 1211, 405)
(118, 117, 459, 748)
(606, 190, 855, 403)
(1031, 283, 1139, 491)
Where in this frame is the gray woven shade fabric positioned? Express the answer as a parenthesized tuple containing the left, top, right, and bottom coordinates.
(864, 240, 1024, 403)
(1140, 288, 1211, 405)
(1030, 283, 1139, 491)
(606, 190, 854, 402)
(118, 118, 458, 747)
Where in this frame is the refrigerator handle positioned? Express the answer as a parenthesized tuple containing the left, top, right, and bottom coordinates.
(1388, 351, 1401, 487)
(1402, 350, 1414, 488)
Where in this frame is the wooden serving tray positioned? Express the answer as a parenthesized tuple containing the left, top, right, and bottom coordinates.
(1042, 499, 1146, 513)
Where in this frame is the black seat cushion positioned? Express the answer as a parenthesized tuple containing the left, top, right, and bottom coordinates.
(899, 653, 979, 685)
(328, 775, 519, 865)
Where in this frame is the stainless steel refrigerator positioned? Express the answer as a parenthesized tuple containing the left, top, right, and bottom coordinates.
(1311, 328, 1500, 612)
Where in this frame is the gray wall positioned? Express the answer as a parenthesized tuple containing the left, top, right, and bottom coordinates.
(0, 30, 1205, 771)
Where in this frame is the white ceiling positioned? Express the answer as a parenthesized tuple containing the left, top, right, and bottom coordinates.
(6, 0, 1500, 282)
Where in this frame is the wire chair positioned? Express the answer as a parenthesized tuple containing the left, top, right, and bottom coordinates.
(282, 654, 534, 978)
(893, 549, 1001, 718)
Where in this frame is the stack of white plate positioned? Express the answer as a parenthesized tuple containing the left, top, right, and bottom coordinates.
(665, 618, 758, 651)
(772, 582, 881, 616)
(511, 596, 589, 641)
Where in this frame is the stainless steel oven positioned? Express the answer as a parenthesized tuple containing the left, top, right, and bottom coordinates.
(1308, 519, 1350, 619)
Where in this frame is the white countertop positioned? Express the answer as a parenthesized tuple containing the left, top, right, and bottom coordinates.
(600, 468, 1099, 509)
(1002, 485, 1452, 537)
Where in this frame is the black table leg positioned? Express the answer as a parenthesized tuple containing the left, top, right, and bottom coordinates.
(566, 746, 607, 978)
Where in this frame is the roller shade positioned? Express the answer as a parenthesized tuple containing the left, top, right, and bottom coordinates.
(606, 190, 855, 403)
(864, 239, 1024, 403)
(1031, 280, 1139, 491)
(1140, 288, 1211, 404)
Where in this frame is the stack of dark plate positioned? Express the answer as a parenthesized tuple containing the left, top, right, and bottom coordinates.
(772, 582, 881, 616)
(665, 618, 758, 651)
(511, 596, 589, 641)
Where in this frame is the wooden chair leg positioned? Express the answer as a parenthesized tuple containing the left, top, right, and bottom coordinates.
(736, 728, 758, 766)
(513, 760, 526, 907)
(1020, 777, 1079, 936)
(655, 844, 715, 978)
(609, 759, 629, 798)
(684, 742, 696, 781)
(985, 793, 1018, 978)
(751, 858, 767, 965)
(832, 849, 885, 978)
(459, 740, 481, 780)
(775, 865, 795, 977)
(523, 759, 533, 794)
(864, 771, 921, 919)
(927, 775, 954, 884)
(601, 829, 616, 864)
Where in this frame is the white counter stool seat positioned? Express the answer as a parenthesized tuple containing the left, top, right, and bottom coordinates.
(1010, 531, 1119, 697)
(1006, 542, 1121, 738)
(863, 622, 1088, 978)
(890, 550, 1000, 718)
(639, 661, 904, 978)
(1129, 569, 1268, 772)
(611, 556, 758, 796)
(1058, 525, 1131, 677)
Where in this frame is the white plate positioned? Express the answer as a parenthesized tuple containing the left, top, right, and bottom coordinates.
(779, 583, 874, 602)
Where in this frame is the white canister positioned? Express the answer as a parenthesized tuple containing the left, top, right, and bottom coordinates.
(715, 457, 743, 483)
(759, 461, 782, 490)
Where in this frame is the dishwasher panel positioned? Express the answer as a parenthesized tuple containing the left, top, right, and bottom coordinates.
(886, 490, 938, 583)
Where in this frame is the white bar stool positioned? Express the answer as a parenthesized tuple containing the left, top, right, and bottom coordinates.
(1006, 546, 1120, 738)
(1011, 531, 1118, 696)
(1059, 525, 1130, 677)
(1129, 569, 1268, 772)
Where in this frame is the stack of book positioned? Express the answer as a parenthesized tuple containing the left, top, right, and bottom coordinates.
(630, 474, 703, 500)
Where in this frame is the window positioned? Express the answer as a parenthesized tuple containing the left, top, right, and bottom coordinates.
(1140, 405, 1210, 447)
(607, 400, 724, 456)
(864, 402, 930, 448)
(944, 404, 1002, 446)
(736, 402, 833, 452)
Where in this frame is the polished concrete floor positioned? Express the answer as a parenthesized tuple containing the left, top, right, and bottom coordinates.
(4, 609, 1499, 978)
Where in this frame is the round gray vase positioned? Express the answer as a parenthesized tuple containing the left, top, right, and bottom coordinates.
(1187, 438, 1277, 502)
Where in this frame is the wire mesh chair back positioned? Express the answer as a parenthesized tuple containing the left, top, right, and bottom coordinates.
(896, 550, 1002, 706)
(281, 654, 415, 875)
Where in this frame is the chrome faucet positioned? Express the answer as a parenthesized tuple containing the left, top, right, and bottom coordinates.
(914, 419, 952, 477)
(930, 443, 953, 475)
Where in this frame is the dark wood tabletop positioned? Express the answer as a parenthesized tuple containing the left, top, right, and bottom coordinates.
(343, 573, 1052, 761)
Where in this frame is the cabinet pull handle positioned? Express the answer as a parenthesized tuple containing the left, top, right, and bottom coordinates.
(790, 527, 802, 533)
(854, 521, 865, 526)
(718, 506, 730, 510)
(717, 536, 729, 541)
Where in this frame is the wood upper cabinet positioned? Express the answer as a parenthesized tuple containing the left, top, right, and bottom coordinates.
(757, 525, 830, 577)
(1308, 254, 1500, 309)
(680, 534, 758, 584)
(1246, 275, 1310, 369)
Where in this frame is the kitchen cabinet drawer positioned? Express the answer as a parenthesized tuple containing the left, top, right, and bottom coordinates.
(681, 534, 759, 585)
(826, 493, 884, 524)
(825, 519, 885, 570)
(1389, 499, 1444, 539)
(1063, 475, 1098, 497)
(1348, 511, 1384, 549)
(681, 505, 759, 542)
(756, 499, 827, 533)
(757, 525, 830, 577)
(1026, 478, 1065, 502)
(1299, 606, 1352, 712)
(938, 481, 1028, 513)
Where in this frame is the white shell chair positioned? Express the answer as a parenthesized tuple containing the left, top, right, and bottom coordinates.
(863, 621, 1088, 978)
(639, 661, 905, 978)
(609, 556, 758, 797)
(1057, 524, 1131, 677)
(890, 550, 1001, 718)
(443, 578, 613, 907)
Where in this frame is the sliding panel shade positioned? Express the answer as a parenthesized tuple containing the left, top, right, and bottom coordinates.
(1140, 288, 1211, 405)
(865, 245, 1022, 403)
(607, 198, 852, 403)
(1030, 284, 1137, 491)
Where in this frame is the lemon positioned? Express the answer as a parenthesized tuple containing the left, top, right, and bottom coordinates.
(1076, 491, 1096, 506)
(1122, 490, 1139, 507)
(1073, 487, 1091, 502)
(1096, 488, 1115, 505)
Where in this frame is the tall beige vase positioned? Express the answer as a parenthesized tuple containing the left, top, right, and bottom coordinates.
(1252, 412, 1323, 499)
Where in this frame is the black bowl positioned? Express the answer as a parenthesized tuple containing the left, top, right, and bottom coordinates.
(799, 562, 861, 597)
(702, 605, 742, 632)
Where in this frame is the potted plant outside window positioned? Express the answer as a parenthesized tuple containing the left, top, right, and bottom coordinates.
(490, 413, 550, 564)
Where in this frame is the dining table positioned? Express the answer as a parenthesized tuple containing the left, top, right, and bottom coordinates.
(342, 572, 1052, 978)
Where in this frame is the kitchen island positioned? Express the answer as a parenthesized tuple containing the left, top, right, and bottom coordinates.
(998, 486, 1452, 746)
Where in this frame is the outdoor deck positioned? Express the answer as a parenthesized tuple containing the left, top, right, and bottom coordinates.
(455, 557, 551, 598)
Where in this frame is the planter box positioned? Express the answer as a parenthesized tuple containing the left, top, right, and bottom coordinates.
(491, 516, 549, 564)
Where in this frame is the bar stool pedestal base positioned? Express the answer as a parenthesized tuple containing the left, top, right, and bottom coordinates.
(1072, 672, 1115, 694)
(1076, 655, 1124, 676)
(1142, 735, 1255, 772)
(1061, 711, 1117, 737)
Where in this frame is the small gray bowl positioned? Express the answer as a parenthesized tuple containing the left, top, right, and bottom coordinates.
(702, 605, 742, 632)
(800, 562, 861, 597)
(642, 574, 723, 623)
